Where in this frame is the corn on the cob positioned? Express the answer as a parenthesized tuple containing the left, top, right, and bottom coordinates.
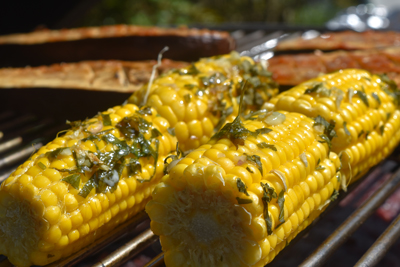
(0, 53, 278, 267)
(146, 110, 341, 267)
(146, 69, 400, 267)
(129, 52, 278, 151)
(268, 69, 400, 184)
(0, 104, 176, 266)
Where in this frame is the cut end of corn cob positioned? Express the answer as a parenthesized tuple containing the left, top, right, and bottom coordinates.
(128, 51, 279, 152)
(146, 111, 342, 267)
(0, 103, 176, 267)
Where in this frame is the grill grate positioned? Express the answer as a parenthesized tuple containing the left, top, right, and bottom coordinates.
(1, 29, 400, 267)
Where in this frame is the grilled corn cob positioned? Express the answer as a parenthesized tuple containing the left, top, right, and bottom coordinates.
(129, 52, 278, 151)
(268, 69, 400, 184)
(0, 104, 176, 267)
(146, 110, 341, 267)
(0, 53, 278, 267)
(146, 70, 400, 267)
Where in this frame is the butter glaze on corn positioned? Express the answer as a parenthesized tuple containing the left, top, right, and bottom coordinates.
(0, 104, 176, 266)
(146, 111, 341, 267)
(268, 69, 400, 183)
(129, 52, 278, 151)
(0, 53, 279, 267)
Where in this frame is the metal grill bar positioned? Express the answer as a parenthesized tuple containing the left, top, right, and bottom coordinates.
(0, 141, 43, 169)
(299, 166, 400, 267)
(144, 253, 164, 267)
(354, 212, 400, 267)
(92, 229, 157, 267)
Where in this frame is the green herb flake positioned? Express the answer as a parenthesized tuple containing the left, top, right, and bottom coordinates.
(101, 113, 112, 126)
(304, 82, 330, 96)
(356, 90, 369, 107)
(330, 189, 340, 202)
(387, 112, 392, 121)
(137, 139, 160, 183)
(261, 182, 277, 235)
(255, 128, 272, 135)
(66, 120, 82, 129)
(184, 84, 196, 89)
(45, 147, 71, 161)
(257, 142, 277, 151)
(314, 116, 337, 140)
(380, 125, 385, 135)
(336, 173, 341, 182)
(62, 174, 81, 190)
(343, 122, 351, 136)
(38, 162, 47, 170)
(179, 64, 200, 76)
(78, 179, 95, 198)
(315, 165, 325, 171)
(371, 92, 381, 105)
(127, 158, 142, 176)
(277, 190, 285, 223)
(151, 128, 162, 139)
(358, 130, 365, 138)
(317, 158, 321, 165)
(365, 131, 370, 140)
(167, 127, 175, 136)
(236, 197, 253, 205)
(318, 134, 332, 151)
(236, 178, 249, 196)
(246, 166, 254, 173)
(137, 106, 153, 116)
(183, 94, 192, 104)
(211, 83, 257, 147)
(246, 154, 263, 176)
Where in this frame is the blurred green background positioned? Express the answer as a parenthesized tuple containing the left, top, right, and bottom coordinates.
(83, 0, 360, 27)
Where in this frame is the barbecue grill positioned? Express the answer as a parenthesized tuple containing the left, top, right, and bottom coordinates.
(1, 29, 400, 267)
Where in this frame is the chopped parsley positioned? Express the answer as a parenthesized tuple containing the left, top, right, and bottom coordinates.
(356, 90, 369, 107)
(236, 197, 253, 204)
(62, 174, 81, 190)
(245, 154, 263, 176)
(257, 142, 277, 151)
(37, 162, 47, 170)
(260, 182, 278, 235)
(371, 92, 381, 106)
(101, 113, 112, 126)
(236, 178, 249, 196)
(183, 94, 192, 104)
(277, 190, 285, 223)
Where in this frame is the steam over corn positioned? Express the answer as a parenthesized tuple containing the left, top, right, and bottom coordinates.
(146, 69, 400, 267)
(129, 52, 278, 151)
(0, 52, 278, 267)
(268, 69, 400, 184)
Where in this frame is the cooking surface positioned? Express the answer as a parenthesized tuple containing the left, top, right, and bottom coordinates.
(1, 28, 400, 267)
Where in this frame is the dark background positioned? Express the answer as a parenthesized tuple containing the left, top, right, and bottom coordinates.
(0, 0, 98, 35)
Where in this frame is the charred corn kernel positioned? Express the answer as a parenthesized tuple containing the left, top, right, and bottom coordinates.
(146, 111, 342, 267)
(269, 69, 400, 185)
(129, 52, 278, 152)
